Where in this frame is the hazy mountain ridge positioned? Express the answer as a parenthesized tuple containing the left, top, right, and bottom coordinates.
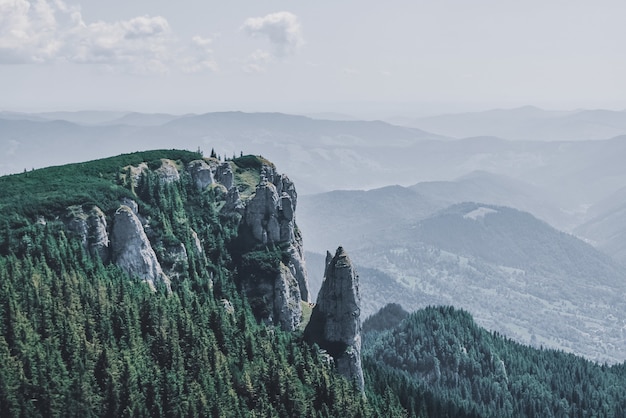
(3, 111, 626, 213)
(391, 106, 626, 141)
(301, 198, 626, 363)
(575, 186, 626, 266)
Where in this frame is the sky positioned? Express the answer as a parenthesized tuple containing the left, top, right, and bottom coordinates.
(1, 0, 626, 117)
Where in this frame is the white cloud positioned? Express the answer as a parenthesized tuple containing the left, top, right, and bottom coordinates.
(0, 0, 63, 63)
(66, 14, 173, 74)
(0, 0, 217, 74)
(182, 35, 218, 74)
(242, 11, 303, 58)
(242, 49, 270, 73)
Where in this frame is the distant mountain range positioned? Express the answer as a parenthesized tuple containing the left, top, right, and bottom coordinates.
(575, 186, 626, 266)
(389, 105, 626, 141)
(5, 108, 626, 295)
(3, 110, 626, 212)
(0, 111, 444, 193)
(302, 200, 626, 363)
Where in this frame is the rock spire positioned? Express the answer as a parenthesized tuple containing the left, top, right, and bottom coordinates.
(305, 246, 364, 391)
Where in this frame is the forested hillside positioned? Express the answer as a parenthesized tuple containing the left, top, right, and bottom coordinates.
(2, 150, 626, 417)
(363, 305, 626, 417)
(0, 150, 438, 417)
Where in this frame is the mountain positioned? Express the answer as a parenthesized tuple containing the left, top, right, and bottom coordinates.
(303, 198, 626, 363)
(298, 185, 437, 253)
(3, 149, 626, 417)
(410, 170, 574, 230)
(0, 111, 447, 193)
(363, 305, 626, 417)
(0, 111, 49, 122)
(36, 110, 130, 125)
(391, 106, 626, 141)
(102, 112, 185, 126)
(1, 150, 408, 417)
(4, 110, 626, 216)
(575, 185, 626, 266)
(5, 109, 626, 231)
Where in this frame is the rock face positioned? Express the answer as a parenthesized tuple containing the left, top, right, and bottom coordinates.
(188, 160, 215, 190)
(86, 206, 110, 262)
(233, 164, 310, 331)
(304, 247, 364, 391)
(155, 159, 180, 183)
(110, 205, 171, 292)
(64, 205, 110, 263)
(187, 159, 234, 191)
(215, 162, 234, 190)
(242, 167, 309, 301)
(273, 263, 303, 331)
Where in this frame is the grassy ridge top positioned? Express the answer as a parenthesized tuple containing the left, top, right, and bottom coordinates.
(0, 150, 203, 223)
(0, 149, 275, 228)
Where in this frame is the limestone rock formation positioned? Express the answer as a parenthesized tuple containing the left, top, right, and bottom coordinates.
(215, 162, 234, 190)
(64, 205, 110, 263)
(188, 159, 235, 191)
(155, 159, 180, 183)
(110, 205, 171, 292)
(188, 160, 215, 191)
(220, 162, 310, 331)
(244, 179, 281, 244)
(273, 263, 303, 331)
(223, 186, 244, 213)
(127, 162, 148, 188)
(304, 246, 364, 391)
(86, 206, 110, 262)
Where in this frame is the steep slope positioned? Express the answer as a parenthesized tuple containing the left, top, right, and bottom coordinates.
(298, 185, 436, 253)
(575, 186, 626, 266)
(364, 305, 626, 417)
(0, 150, 310, 329)
(347, 203, 626, 363)
(411, 170, 573, 230)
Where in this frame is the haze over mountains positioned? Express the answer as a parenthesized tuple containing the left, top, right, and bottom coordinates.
(389, 105, 626, 141)
(4, 107, 626, 363)
(300, 201, 626, 363)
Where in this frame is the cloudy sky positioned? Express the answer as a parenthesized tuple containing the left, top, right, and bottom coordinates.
(1, 0, 625, 116)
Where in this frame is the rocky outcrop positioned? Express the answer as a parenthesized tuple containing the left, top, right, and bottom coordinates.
(215, 162, 234, 190)
(188, 159, 234, 191)
(188, 160, 215, 191)
(155, 159, 180, 183)
(222, 162, 310, 331)
(244, 179, 281, 243)
(64, 205, 110, 263)
(223, 186, 244, 213)
(161, 243, 189, 282)
(127, 162, 149, 188)
(86, 206, 110, 262)
(304, 246, 364, 391)
(110, 205, 171, 292)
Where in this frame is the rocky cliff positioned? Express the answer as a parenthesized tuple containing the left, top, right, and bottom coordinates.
(59, 155, 310, 330)
(64, 205, 110, 263)
(304, 246, 364, 391)
(227, 162, 310, 331)
(110, 205, 171, 292)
